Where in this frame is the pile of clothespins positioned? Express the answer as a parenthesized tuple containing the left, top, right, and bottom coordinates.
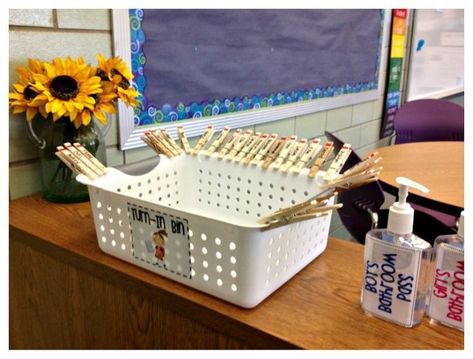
(258, 151, 383, 227)
(55, 142, 108, 179)
(54, 124, 382, 229)
(142, 124, 354, 178)
(257, 189, 342, 228)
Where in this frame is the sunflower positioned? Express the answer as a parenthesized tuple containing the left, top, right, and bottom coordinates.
(96, 53, 139, 107)
(10, 55, 139, 130)
(8, 59, 49, 121)
(76, 82, 118, 128)
(36, 56, 103, 125)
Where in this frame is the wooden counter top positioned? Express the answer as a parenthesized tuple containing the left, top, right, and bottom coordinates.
(9, 195, 464, 349)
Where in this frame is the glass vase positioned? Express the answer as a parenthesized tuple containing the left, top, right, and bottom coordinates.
(28, 117, 109, 203)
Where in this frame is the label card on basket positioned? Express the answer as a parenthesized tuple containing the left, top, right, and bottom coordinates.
(127, 203, 192, 279)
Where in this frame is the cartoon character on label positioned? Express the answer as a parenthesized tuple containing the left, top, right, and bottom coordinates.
(153, 230, 167, 260)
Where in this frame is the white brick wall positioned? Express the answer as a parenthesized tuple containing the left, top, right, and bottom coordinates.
(9, 9, 119, 199)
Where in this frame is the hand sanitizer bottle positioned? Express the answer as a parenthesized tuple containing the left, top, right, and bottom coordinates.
(361, 177, 433, 327)
(427, 211, 464, 331)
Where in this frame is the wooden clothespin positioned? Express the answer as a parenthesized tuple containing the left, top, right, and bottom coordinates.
(250, 133, 278, 166)
(63, 142, 103, 177)
(160, 128, 183, 155)
(55, 149, 83, 177)
(308, 141, 334, 178)
(257, 190, 338, 225)
(233, 132, 261, 162)
(269, 135, 298, 170)
(341, 152, 382, 178)
(291, 139, 322, 173)
(241, 133, 269, 165)
(258, 200, 342, 229)
(261, 211, 331, 230)
(56, 145, 99, 179)
(152, 130, 179, 156)
(142, 134, 159, 154)
(219, 129, 242, 158)
(324, 167, 382, 191)
(192, 125, 215, 155)
(226, 130, 253, 160)
(72, 142, 108, 175)
(261, 137, 288, 169)
(177, 125, 191, 154)
(323, 144, 352, 181)
(144, 131, 175, 157)
(205, 127, 231, 156)
(280, 139, 308, 172)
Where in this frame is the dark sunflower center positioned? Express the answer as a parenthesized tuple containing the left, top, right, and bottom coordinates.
(24, 85, 38, 100)
(50, 75, 79, 100)
(111, 69, 130, 89)
(96, 69, 109, 81)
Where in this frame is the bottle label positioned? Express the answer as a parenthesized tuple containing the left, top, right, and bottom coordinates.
(362, 239, 421, 325)
(428, 244, 464, 330)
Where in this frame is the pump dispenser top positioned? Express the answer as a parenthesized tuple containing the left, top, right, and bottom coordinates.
(387, 177, 429, 235)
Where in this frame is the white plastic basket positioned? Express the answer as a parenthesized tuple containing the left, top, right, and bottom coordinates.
(77, 154, 334, 308)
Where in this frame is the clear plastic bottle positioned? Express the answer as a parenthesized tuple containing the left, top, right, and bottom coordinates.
(361, 177, 433, 327)
(427, 212, 464, 331)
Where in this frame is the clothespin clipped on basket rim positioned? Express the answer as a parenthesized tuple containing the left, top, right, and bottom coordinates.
(258, 188, 341, 230)
(55, 142, 108, 180)
(259, 203, 343, 231)
(319, 152, 383, 191)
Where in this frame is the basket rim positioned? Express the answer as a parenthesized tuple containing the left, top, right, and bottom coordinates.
(77, 154, 328, 230)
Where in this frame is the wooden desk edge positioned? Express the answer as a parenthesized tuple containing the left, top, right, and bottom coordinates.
(10, 224, 298, 349)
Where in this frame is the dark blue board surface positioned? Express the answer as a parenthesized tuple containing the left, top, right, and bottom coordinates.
(129, 9, 383, 125)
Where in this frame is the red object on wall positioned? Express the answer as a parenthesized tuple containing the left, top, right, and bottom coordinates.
(393, 9, 407, 18)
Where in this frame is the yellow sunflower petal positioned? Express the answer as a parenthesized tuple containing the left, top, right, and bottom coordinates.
(12, 106, 27, 114)
(32, 73, 49, 84)
(97, 53, 106, 66)
(10, 100, 25, 106)
(75, 66, 92, 82)
(12, 83, 26, 93)
(94, 109, 107, 124)
(43, 62, 56, 78)
(28, 58, 44, 73)
(69, 109, 78, 121)
(51, 99, 63, 113)
(57, 108, 67, 119)
(64, 101, 74, 113)
(45, 101, 53, 113)
(16, 68, 32, 83)
(9, 92, 23, 100)
(38, 106, 48, 118)
(72, 101, 85, 111)
(100, 103, 117, 113)
(81, 110, 92, 126)
(73, 117, 83, 129)
(52, 112, 61, 122)
(29, 94, 49, 107)
(26, 107, 38, 121)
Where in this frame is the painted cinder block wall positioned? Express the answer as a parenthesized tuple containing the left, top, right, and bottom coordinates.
(9, 9, 399, 240)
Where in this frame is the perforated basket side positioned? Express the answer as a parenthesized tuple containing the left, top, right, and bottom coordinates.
(83, 155, 335, 307)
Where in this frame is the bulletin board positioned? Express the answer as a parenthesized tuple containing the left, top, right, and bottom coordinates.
(406, 9, 464, 101)
(113, 9, 385, 150)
